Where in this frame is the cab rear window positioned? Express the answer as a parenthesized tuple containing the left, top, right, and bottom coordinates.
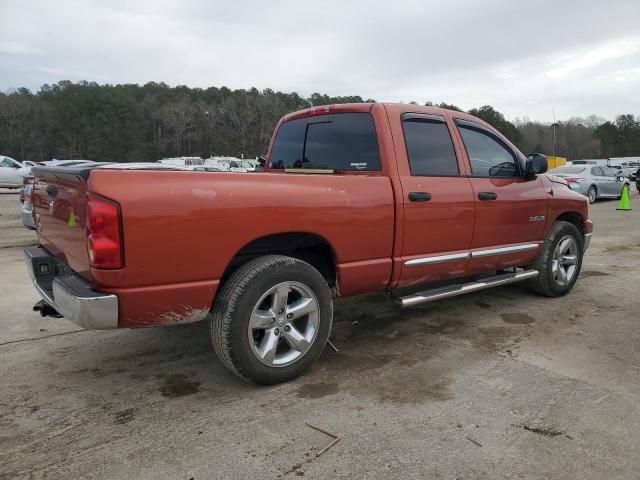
(269, 113, 381, 171)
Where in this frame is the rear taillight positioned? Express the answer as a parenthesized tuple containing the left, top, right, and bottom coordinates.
(565, 177, 585, 183)
(86, 194, 123, 269)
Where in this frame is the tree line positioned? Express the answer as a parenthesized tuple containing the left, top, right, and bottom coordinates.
(0, 81, 638, 163)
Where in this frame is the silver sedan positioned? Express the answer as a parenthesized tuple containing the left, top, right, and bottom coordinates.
(549, 165, 629, 203)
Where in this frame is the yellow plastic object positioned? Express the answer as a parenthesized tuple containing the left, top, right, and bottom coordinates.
(546, 156, 567, 170)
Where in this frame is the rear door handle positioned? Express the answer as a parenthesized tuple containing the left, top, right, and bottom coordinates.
(408, 192, 432, 202)
(478, 192, 497, 201)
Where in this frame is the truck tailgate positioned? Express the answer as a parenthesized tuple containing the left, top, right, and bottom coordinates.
(32, 168, 91, 279)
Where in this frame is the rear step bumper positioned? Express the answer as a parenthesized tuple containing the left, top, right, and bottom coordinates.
(396, 270, 539, 308)
(24, 246, 118, 329)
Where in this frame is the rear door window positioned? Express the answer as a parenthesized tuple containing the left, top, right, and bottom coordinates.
(269, 113, 380, 171)
(401, 114, 459, 176)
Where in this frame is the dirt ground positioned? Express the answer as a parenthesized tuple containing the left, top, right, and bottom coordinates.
(1, 187, 640, 480)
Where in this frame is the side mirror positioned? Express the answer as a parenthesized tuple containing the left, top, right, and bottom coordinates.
(525, 153, 548, 177)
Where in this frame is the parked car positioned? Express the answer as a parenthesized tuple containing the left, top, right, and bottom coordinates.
(191, 166, 224, 172)
(22, 161, 45, 168)
(207, 158, 255, 172)
(549, 165, 628, 203)
(625, 163, 640, 181)
(20, 176, 36, 229)
(157, 157, 206, 168)
(571, 160, 599, 165)
(44, 159, 96, 167)
(0, 156, 29, 188)
(25, 103, 592, 384)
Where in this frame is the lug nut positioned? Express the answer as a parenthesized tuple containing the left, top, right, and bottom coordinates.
(274, 328, 280, 336)
(284, 325, 291, 332)
(278, 308, 285, 314)
(286, 313, 293, 320)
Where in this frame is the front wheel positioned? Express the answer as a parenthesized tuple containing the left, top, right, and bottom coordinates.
(527, 221, 583, 297)
(211, 255, 333, 384)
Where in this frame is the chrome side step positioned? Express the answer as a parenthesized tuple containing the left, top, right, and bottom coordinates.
(395, 270, 539, 308)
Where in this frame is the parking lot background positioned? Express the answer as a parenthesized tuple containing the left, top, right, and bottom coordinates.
(1, 188, 639, 479)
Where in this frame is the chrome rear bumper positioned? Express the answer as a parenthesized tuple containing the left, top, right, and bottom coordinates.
(24, 246, 118, 329)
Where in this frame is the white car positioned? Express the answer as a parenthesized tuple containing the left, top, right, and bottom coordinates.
(157, 157, 206, 169)
(22, 161, 44, 168)
(0, 156, 29, 188)
(206, 158, 255, 172)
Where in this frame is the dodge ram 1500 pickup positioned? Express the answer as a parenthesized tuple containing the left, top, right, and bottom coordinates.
(25, 103, 593, 384)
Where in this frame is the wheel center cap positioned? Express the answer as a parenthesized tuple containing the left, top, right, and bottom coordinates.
(278, 318, 285, 326)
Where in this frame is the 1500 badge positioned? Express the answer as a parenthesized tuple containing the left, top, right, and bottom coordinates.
(529, 215, 545, 222)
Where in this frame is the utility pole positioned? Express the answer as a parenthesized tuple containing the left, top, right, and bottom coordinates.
(552, 107, 556, 157)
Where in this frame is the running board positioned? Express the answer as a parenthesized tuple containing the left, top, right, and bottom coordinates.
(395, 270, 539, 308)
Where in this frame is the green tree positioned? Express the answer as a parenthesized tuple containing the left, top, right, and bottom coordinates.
(468, 105, 522, 145)
(0, 81, 637, 163)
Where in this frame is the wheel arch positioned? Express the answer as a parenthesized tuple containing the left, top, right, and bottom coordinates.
(553, 211, 585, 238)
(220, 232, 338, 291)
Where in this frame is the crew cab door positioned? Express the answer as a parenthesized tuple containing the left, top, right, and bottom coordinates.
(392, 112, 475, 287)
(453, 119, 548, 272)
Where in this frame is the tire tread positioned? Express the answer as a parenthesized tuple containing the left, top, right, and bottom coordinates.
(527, 220, 583, 297)
(211, 255, 331, 383)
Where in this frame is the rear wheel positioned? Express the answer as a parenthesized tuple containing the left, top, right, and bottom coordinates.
(587, 185, 597, 204)
(211, 255, 333, 384)
(527, 221, 583, 297)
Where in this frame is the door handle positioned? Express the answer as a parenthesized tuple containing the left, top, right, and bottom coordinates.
(408, 192, 432, 202)
(478, 192, 497, 201)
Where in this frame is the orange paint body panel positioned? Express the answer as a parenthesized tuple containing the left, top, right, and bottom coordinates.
(31, 103, 592, 329)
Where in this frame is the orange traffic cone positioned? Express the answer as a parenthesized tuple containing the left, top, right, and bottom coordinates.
(617, 184, 632, 211)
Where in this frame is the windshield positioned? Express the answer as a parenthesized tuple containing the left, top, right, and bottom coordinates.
(551, 167, 586, 174)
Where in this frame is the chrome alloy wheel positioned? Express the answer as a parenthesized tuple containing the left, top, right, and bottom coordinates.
(552, 235, 578, 286)
(248, 281, 320, 367)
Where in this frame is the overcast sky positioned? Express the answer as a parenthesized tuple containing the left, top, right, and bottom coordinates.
(1, 0, 639, 121)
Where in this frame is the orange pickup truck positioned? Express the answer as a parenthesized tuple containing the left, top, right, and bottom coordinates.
(25, 103, 592, 384)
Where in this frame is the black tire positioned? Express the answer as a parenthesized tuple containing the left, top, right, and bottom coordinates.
(211, 255, 333, 384)
(587, 185, 597, 204)
(527, 221, 584, 297)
